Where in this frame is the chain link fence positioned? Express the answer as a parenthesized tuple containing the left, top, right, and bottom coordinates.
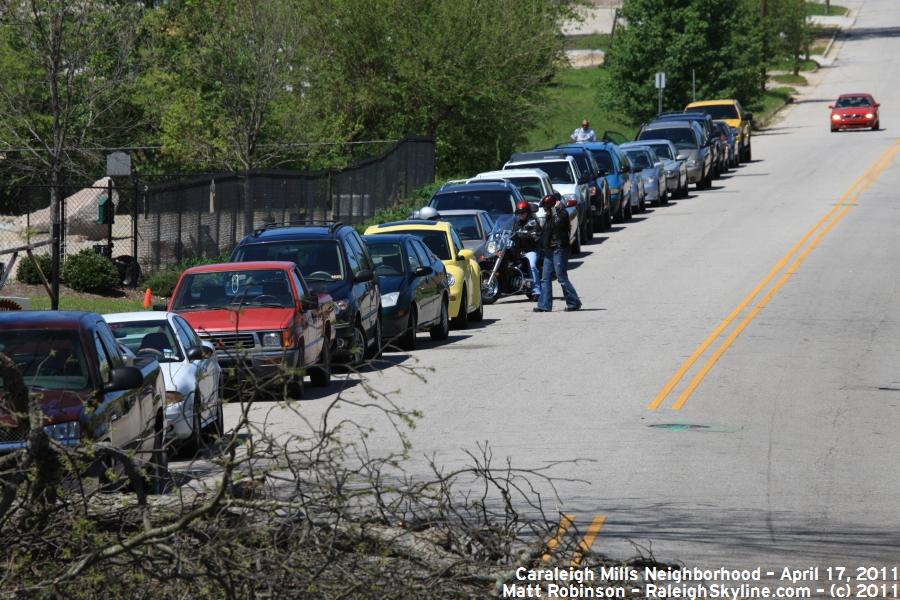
(137, 136, 435, 274)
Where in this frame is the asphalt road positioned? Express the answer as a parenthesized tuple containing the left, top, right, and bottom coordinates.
(215, 0, 900, 582)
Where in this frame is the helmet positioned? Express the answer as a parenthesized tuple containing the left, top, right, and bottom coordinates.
(515, 200, 531, 214)
(540, 194, 556, 208)
(418, 206, 440, 220)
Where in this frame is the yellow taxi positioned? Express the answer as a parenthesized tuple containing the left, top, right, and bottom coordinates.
(685, 99, 753, 162)
(364, 220, 483, 326)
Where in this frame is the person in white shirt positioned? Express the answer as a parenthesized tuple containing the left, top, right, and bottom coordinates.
(570, 119, 596, 143)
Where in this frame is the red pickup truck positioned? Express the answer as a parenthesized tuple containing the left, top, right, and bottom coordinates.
(0, 311, 167, 486)
(166, 261, 335, 398)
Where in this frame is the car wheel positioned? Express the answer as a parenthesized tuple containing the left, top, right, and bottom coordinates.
(585, 211, 594, 240)
(604, 206, 613, 229)
(572, 229, 581, 254)
(662, 188, 669, 205)
(365, 315, 383, 360)
(592, 213, 603, 233)
(349, 322, 366, 366)
(203, 393, 224, 443)
(746, 144, 752, 161)
(430, 297, 450, 340)
(451, 286, 468, 329)
(470, 293, 484, 322)
(625, 200, 633, 221)
(309, 338, 331, 387)
(873, 121, 880, 131)
(184, 391, 203, 456)
(399, 309, 417, 351)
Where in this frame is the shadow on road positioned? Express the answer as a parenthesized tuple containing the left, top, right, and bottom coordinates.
(843, 26, 900, 41)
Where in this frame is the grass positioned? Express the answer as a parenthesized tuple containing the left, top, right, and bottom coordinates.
(805, 2, 848, 16)
(28, 295, 145, 313)
(564, 34, 611, 51)
(749, 86, 797, 127)
(768, 58, 818, 72)
(773, 73, 808, 85)
(521, 66, 636, 152)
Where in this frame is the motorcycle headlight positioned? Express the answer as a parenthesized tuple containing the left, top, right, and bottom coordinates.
(447, 274, 456, 287)
(335, 299, 350, 314)
(486, 240, 498, 255)
(261, 331, 282, 347)
(381, 292, 400, 308)
(43, 421, 80, 444)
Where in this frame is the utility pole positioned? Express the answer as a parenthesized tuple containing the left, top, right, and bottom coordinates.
(761, 0, 768, 92)
(692, 69, 696, 102)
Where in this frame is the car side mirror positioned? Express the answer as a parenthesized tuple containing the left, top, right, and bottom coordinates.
(458, 249, 474, 261)
(152, 303, 167, 311)
(354, 269, 373, 283)
(676, 154, 685, 160)
(186, 345, 212, 361)
(414, 266, 433, 277)
(105, 366, 143, 392)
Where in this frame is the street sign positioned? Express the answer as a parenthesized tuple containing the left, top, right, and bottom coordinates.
(655, 72, 666, 89)
(106, 151, 131, 176)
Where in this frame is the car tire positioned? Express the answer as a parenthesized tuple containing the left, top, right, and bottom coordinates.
(184, 390, 203, 457)
(145, 416, 169, 495)
(399, 309, 417, 351)
(746, 144, 752, 161)
(604, 206, 613, 229)
(873, 121, 880, 131)
(429, 297, 450, 340)
(204, 392, 224, 443)
(572, 229, 581, 254)
(625, 200, 633, 221)
(470, 294, 484, 322)
(585, 211, 593, 240)
(309, 338, 331, 387)
(365, 315, 383, 360)
(451, 286, 468, 329)
(349, 322, 366, 366)
(592, 213, 604, 233)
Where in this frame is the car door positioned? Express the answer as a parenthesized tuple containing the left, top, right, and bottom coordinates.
(346, 232, 378, 335)
(173, 315, 216, 421)
(290, 267, 322, 365)
(449, 227, 478, 309)
(404, 239, 434, 323)
(412, 239, 444, 323)
(94, 326, 145, 451)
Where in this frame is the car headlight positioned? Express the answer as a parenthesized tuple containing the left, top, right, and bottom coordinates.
(832, 114, 842, 121)
(261, 331, 282, 347)
(687, 159, 698, 167)
(166, 391, 184, 406)
(665, 170, 675, 177)
(335, 299, 350, 314)
(865, 112, 874, 118)
(486, 240, 498, 255)
(381, 292, 400, 308)
(447, 274, 456, 287)
(43, 421, 80, 443)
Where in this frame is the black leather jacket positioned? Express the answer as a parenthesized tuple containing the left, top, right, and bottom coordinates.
(512, 216, 541, 252)
(540, 204, 570, 251)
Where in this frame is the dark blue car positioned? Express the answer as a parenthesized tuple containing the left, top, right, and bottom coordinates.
(577, 142, 634, 223)
(553, 144, 612, 232)
(362, 234, 450, 350)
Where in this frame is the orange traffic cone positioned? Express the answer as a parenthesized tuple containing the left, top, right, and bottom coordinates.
(143, 288, 153, 309)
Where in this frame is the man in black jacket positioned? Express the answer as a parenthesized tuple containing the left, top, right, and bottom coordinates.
(512, 201, 542, 301)
(535, 195, 581, 312)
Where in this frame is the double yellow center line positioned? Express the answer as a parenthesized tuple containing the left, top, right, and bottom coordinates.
(649, 141, 900, 411)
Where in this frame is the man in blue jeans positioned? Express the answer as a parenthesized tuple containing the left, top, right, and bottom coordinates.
(512, 200, 542, 302)
(535, 195, 581, 312)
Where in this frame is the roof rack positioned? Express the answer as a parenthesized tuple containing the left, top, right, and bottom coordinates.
(252, 220, 344, 236)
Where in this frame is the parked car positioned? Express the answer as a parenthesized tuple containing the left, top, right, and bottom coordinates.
(364, 220, 483, 328)
(0, 311, 167, 489)
(553, 144, 613, 232)
(468, 168, 579, 247)
(105, 311, 222, 453)
(428, 180, 522, 222)
(628, 139, 688, 198)
(230, 222, 380, 365)
(433, 209, 493, 257)
(167, 261, 334, 397)
(829, 93, 880, 132)
(713, 121, 739, 169)
(504, 152, 590, 248)
(620, 144, 666, 208)
(653, 111, 722, 177)
(578, 142, 634, 223)
(362, 234, 451, 350)
(637, 120, 712, 190)
(686, 99, 753, 161)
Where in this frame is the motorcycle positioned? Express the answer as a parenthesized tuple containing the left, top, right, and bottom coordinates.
(479, 215, 539, 304)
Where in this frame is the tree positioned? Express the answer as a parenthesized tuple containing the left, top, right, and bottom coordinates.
(601, 0, 764, 125)
(0, 0, 142, 307)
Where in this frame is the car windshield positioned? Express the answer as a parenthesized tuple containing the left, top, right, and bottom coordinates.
(233, 240, 345, 282)
(625, 151, 652, 169)
(693, 105, 738, 119)
(646, 144, 674, 159)
(589, 150, 615, 171)
(639, 128, 697, 150)
(0, 330, 90, 390)
(172, 269, 294, 310)
(564, 154, 591, 178)
(366, 242, 405, 276)
(396, 230, 451, 261)
(430, 191, 514, 218)
(509, 162, 573, 185)
(835, 96, 872, 108)
(108, 320, 183, 362)
(502, 177, 544, 202)
(440, 215, 481, 240)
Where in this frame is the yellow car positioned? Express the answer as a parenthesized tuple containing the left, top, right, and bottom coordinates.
(364, 220, 483, 326)
(685, 99, 753, 162)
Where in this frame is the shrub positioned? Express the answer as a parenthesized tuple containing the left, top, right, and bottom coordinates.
(17, 253, 54, 285)
(61, 250, 119, 293)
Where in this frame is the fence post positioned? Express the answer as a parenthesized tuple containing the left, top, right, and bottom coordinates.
(132, 177, 139, 260)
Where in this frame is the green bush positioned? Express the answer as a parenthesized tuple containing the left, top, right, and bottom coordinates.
(61, 250, 119, 293)
(17, 253, 54, 285)
(143, 254, 228, 297)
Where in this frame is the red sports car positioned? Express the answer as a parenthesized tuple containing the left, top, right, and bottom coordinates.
(830, 93, 880, 132)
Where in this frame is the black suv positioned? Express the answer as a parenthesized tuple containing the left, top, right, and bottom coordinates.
(231, 222, 381, 365)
